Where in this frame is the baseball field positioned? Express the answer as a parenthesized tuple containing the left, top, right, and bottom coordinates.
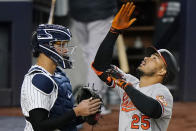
(0, 102, 196, 131)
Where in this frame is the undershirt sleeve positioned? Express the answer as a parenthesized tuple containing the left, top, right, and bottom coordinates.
(28, 108, 77, 131)
(93, 30, 119, 71)
(124, 85, 162, 119)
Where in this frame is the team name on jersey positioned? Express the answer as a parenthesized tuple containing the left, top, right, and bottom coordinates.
(121, 92, 137, 112)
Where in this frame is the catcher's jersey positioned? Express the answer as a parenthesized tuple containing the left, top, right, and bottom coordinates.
(20, 65, 58, 131)
(113, 68, 173, 131)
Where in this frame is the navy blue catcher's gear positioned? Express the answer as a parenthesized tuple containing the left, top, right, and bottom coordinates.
(32, 24, 75, 69)
(50, 67, 82, 131)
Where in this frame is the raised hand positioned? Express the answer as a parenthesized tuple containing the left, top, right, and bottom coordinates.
(112, 2, 136, 30)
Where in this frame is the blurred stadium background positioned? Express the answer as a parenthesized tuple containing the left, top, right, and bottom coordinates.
(0, 0, 196, 130)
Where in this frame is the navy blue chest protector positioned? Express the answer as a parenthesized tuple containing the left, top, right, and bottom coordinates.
(50, 67, 74, 117)
(29, 66, 79, 131)
(49, 68, 77, 131)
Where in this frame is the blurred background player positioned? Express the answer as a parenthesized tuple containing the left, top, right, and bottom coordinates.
(20, 24, 101, 131)
(92, 2, 179, 130)
(68, 0, 118, 114)
(153, 0, 181, 51)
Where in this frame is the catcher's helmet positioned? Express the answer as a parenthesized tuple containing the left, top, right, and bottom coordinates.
(145, 46, 180, 84)
(32, 24, 75, 69)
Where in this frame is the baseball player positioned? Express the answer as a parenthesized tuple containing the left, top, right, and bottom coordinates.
(91, 2, 179, 131)
(20, 24, 101, 131)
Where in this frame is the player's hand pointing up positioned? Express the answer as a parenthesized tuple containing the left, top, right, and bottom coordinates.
(112, 2, 136, 30)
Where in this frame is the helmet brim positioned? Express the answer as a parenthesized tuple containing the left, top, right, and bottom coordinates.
(145, 46, 168, 67)
(145, 46, 159, 57)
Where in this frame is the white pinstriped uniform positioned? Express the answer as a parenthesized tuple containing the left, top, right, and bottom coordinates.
(113, 67, 173, 131)
(20, 65, 58, 131)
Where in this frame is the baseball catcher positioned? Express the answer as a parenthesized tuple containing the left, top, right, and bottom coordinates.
(20, 24, 102, 131)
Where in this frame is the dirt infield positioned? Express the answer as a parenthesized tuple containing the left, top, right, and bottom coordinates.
(0, 102, 196, 131)
(0, 107, 23, 116)
(80, 102, 196, 131)
(168, 102, 196, 131)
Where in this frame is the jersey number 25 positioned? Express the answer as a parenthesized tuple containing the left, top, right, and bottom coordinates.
(131, 114, 150, 130)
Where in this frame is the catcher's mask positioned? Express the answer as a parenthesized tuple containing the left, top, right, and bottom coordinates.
(32, 24, 76, 69)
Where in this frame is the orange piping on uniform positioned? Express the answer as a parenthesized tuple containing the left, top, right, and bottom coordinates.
(91, 62, 103, 76)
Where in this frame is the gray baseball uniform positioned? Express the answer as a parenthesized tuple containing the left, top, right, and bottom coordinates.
(113, 67, 173, 131)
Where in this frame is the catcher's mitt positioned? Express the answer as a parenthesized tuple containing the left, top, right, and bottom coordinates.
(76, 87, 102, 125)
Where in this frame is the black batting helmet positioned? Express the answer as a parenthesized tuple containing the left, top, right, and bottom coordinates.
(145, 46, 180, 84)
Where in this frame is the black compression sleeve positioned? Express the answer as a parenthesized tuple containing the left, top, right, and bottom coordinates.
(60, 116, 84, 130)
(124, 85, 162, 119)
(28, 108, 77, 131)
(93, 29, 119, 71)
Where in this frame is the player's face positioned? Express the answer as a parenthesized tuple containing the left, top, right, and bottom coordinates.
(54, 41, 76, 57)
(137, 53, 166, 76)
(54, 41, 69, 56)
